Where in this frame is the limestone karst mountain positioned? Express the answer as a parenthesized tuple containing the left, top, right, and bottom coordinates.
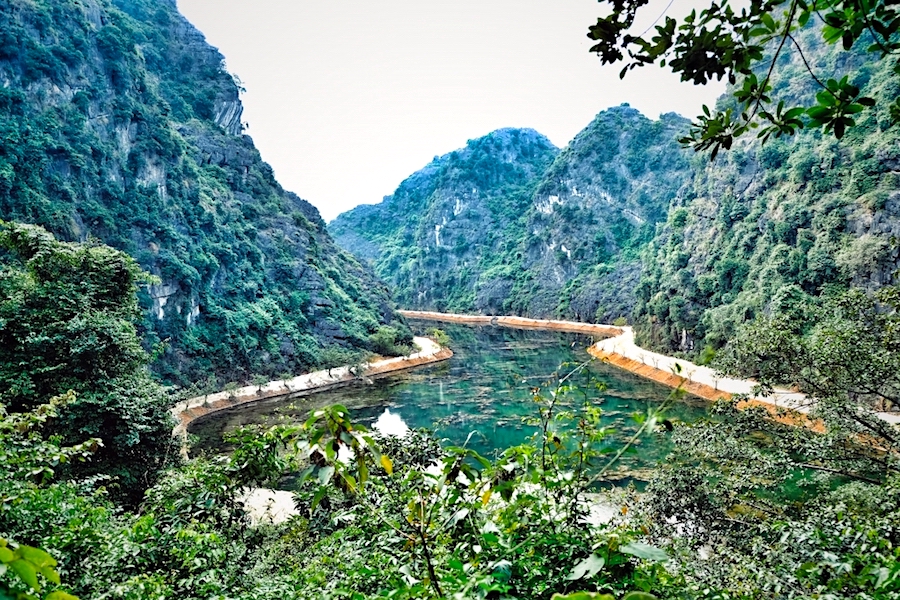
(0, 0, 405, 384)
(330, 108, 692, 322)
(332, 27, 900, 360)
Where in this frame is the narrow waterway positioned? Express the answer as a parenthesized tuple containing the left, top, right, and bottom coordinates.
(189, 323, 709, 484)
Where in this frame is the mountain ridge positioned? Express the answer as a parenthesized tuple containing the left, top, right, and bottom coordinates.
(0, 0, 406, 386)
(330, 105, 692, 321)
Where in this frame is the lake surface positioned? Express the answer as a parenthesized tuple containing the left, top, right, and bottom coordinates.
(189, 323, 710, 484)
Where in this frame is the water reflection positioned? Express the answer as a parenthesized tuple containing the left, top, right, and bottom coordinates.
(189, 323, 709, 483)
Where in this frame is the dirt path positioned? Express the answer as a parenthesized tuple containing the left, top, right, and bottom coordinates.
(171, 336, 452, 444)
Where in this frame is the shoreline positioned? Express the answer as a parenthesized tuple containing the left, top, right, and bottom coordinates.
(171, 336, 453, 446)
(402, 311, 900, 428)
(399, 310, 623, 337)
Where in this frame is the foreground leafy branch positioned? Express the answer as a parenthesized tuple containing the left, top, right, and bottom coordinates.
(588, 0, 896, 157)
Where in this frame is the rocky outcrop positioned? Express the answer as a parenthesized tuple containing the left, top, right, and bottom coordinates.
(0, 0, 403, 384)
(330, 107, 692, 322)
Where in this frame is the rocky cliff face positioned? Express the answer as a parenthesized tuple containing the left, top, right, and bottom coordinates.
(0, 0, 402, 385)
(331, 107, 692, 321)
(330, 128, 560, 312)
(503, 107, 691, 321)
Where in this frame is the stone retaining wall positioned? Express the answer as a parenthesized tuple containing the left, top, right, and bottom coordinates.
(171, 337, 452, 447)
(588, 347, 825, 432)
(399, 310, 623, 337)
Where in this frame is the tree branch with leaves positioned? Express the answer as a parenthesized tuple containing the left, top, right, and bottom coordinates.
(588, 0, 898, 157)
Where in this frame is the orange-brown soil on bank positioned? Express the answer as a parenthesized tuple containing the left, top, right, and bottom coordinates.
(172, 337, 452, 446)
(399, 310, 622, 337)
(589, 347, 825, 432)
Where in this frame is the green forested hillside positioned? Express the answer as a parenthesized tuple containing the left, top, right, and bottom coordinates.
(330, 128, 560, 312)
(2, 4, 899, 599)
(0, 0, 404, 386)
(332, 28, 900, 364)
(520, 108, 690, 321)
(633, 27, 900, 356)
(330, 108, 692, 320)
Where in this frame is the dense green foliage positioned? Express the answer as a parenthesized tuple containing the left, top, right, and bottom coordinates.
(643, 405, 900, 598)
(0, 222, 174, 503)
(0, 356, 679, 599)
(2, 2, 899, 599)
(633, 26, 900, 356)
(4, 348, 897, 599)
(2, 222, 898, 598)
(331, 109, 691, 322)
(634, 284, 900, 597)
(1, 536, 79, 600)
(331, 128, 559, 314)
(0, 0, 404, 387)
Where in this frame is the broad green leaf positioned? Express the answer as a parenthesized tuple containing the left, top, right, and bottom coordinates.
(9, 558, 39, 592)
(38, 564, 60, 585)
(17, 546, 55, 569)
(621, 542, 669, 562)
(822, 24, 843, 43)
(296, 465, 315, 485)
(317, 465, 335, 486)
(358, 457, 368, 486)
(0, 546, 13, 563)
(565, 553, 605, 580)
(875, 566, 890, 588)
(45, 592, 79, 600)
(623, 593, 659, 600)
(310, 487, 328, 512)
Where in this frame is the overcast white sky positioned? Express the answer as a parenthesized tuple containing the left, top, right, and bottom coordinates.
(176, 0, 725, 222)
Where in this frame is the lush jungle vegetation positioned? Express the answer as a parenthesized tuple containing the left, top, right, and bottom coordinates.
(1, 225, 898, 599)
(2, 0, 900, 598)
(330, 110, 690, 322)
(633, 24, 900, 358)
(0, 0, 407, 389)
(334, 24, 900, 371)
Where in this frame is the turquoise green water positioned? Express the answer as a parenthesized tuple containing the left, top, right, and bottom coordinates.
(189, 323, 709, 483)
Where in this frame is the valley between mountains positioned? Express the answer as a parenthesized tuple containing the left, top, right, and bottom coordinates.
(2, 1, 900, 599)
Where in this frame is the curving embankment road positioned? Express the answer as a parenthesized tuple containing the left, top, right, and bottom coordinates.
(401, 311, 900, 429)
(398, 310, 623, 337)
(171, 336, 452, 446)
(589, 326, 820, 430)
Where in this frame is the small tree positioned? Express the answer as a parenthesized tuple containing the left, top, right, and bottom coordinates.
(0, 222, 176, 504)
